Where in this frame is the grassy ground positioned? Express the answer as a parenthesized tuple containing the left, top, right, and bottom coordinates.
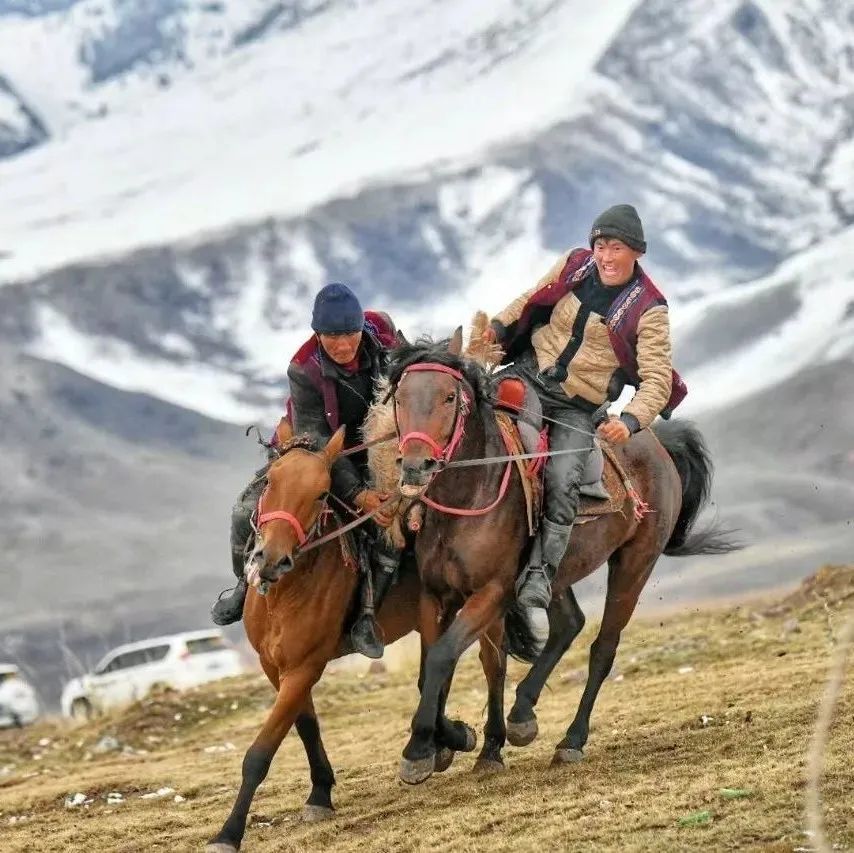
(1, 566, 852, 853)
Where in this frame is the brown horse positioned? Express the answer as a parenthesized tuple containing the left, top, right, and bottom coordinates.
(207, 423, 502, 852)
(389, 333, 737, 783)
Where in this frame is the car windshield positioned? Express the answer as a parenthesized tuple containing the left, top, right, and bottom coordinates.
(0, 671, 18, 686)
(185, 636, 228, 655)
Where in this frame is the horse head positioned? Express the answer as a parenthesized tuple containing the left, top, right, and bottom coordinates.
(245, 423, 346, 588)
(391, 328, 477, 497)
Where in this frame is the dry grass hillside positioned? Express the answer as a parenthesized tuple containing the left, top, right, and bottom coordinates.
(1, 566, 852, 853)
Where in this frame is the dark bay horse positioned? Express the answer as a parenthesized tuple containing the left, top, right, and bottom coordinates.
(207, 422, 500, 852)
(389, 332, 737, 782)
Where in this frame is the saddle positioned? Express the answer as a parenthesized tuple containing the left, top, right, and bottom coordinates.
(494, 376, 637, 532)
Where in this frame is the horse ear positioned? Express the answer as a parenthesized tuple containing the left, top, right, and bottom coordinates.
(324, 426, 347, 463)
(448, 326, 463, 356)
(274, 417, 293, 446)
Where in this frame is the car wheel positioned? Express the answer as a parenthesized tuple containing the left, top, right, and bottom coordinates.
(70, 697, 94, 721)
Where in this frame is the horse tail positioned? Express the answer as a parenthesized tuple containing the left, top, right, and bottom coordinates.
(504, 604, 543, 664)
(652, 419, 741, 557)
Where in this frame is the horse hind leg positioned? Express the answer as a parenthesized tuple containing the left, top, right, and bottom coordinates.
(295, 692, 336, 822)
(552, 544, 657, 766)
(507, 589, 585, 747)
(473, 619, 507, 773)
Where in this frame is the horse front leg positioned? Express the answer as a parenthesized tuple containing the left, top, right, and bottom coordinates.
(207, 662, 324, 852)
(473, 619, 507, 772)
(294, 692, 336, 822)
(400, 582, 505, 785)
(425, 608, 478, 774)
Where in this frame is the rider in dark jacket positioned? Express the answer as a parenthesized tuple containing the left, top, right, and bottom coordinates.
(211, 283, 402, 658)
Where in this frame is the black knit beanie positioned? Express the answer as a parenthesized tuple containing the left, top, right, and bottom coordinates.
(311, 283, 364, 334)
(589, 204, 647, 253)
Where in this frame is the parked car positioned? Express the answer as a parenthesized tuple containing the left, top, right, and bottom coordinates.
(60, 629, 244, 720)
(0, 664, 40, 728)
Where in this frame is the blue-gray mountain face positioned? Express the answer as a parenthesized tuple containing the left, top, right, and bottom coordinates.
(0, 74, 48, 156)
(0, 0, 82, 14)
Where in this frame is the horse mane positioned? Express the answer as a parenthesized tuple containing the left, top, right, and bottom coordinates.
(270, 433, 320, 460)
(386, 337, 495, 404)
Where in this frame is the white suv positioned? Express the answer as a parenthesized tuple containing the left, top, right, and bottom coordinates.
(0, 665, 40, 728)
(60, 629, 244, 720)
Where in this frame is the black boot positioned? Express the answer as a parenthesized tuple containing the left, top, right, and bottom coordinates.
(211, 576, 248, 626)
(350, 540, 400, 659)
(516, 518, 572, 609)
(210, 473, 266, 626)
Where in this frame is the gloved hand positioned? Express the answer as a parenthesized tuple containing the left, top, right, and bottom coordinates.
(597, 416, 631, 445)
(353, 489, 394, 528)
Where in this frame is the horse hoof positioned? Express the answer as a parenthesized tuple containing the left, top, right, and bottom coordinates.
(506, 717, 539, 747)
(205, 844, 239, 853)
(473, 757, 505, 774)
(461, 724, 477, 753)
(434, 747, 456, 773)
(301, 804, 335, 823)
(399, 753, 436, 785)
(551, 747, 584, 765)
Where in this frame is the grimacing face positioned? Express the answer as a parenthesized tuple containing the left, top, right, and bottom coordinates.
(593, 237, 642, 286)
(318, 330, 363, 364)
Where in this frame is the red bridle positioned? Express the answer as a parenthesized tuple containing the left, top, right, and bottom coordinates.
(255, 486, 309, 547)
(395, 363, 470, 464)
(394, 360, 518, 518)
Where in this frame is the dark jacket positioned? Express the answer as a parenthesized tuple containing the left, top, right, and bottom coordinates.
(284, 311, 398, 502)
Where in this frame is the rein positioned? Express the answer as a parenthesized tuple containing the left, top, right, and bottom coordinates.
(252, 440, 392, 570)
(391, 361, 609, 518)
(293, 494, 399, 557)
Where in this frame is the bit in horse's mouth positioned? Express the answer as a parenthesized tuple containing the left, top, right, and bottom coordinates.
(246, 562, 262, 589)
(399, 483, 426, 499)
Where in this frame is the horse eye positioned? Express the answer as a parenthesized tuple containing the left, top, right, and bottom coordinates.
(445, 392, 456, 403)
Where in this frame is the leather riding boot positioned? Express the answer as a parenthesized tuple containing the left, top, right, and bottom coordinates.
(350, 540, 401, 659)
(211, 472, 265, 626)
(350, 567, 383, 659)
(516, 518, 573, 609)
(211, 577, 248, 626)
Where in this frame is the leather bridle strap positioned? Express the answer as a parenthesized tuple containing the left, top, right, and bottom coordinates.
(396, 362, 469, 463)
(255, 508, 308, 546)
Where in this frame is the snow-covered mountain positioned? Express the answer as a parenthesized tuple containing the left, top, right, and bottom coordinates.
(677, 226, 854, 414)
(1, 0, 851, 283)
(0, 0, 851, 427)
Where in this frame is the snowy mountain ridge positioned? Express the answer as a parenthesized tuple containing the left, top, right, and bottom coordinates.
(0, 0, 852, 424)
(0, 0, 640, 280)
